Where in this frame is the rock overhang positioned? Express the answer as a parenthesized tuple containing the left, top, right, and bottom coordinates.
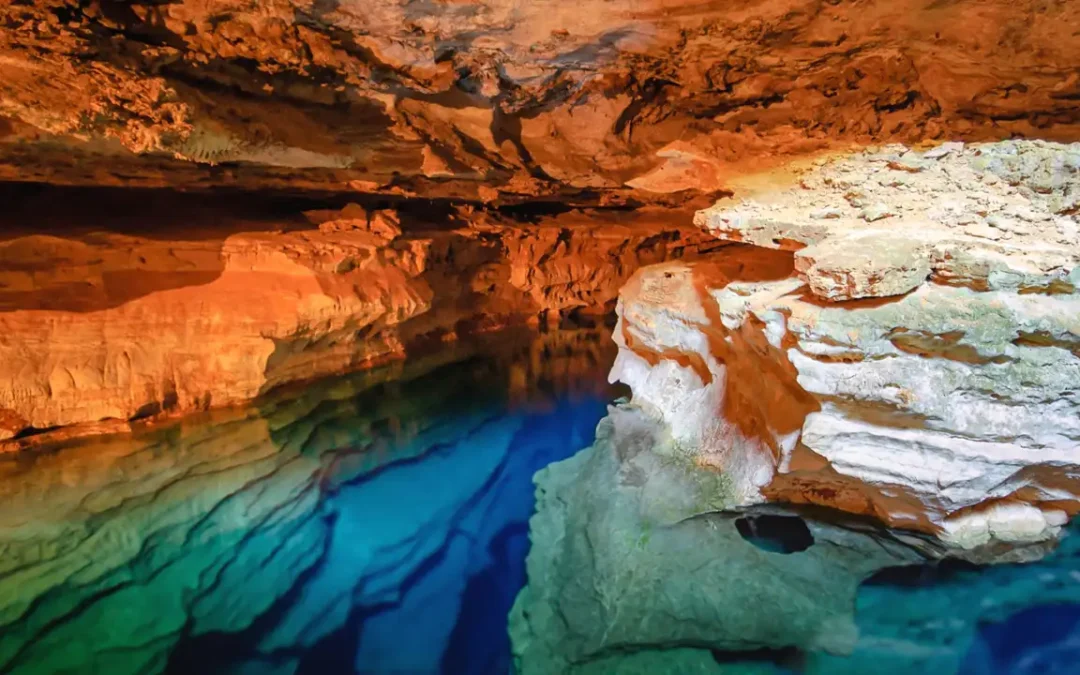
(611, 139, 1080, 551)
(1, 0, 1079, 201)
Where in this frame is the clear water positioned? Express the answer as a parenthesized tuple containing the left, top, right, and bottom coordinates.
(0, 328, 624, 675)
(832, 541, 1080, 675)
(3, 326, 1080, 675)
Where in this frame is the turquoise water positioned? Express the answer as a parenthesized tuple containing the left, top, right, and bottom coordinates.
(2, 327, 1080, 674)
(829, 542, 1080, 675)
(0, 329, 624, 675)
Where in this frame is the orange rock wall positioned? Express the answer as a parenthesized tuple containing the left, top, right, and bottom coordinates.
(0, 202, 721, 440)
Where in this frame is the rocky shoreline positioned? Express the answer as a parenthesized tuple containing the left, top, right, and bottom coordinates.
(510, 139, 1080, 672)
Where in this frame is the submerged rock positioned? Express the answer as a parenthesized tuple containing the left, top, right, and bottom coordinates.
(805, 527, 1080, 674)
(510, 408, 1080, 675)
(0, 329, 620, 675)
(509, 404, 924, 675)
(509, 402, 1080, 672)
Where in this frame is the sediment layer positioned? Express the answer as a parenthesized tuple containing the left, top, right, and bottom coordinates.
(0, 198, 719, 443)
(612, 140, 1080, 549)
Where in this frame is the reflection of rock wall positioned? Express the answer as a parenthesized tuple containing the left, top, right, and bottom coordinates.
(610, 140, 1080, 550)
(0, 328, 618, 675)
(0, 204, 713, 441)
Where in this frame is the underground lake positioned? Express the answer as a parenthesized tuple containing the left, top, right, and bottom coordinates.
(1, 326, 1079, 675)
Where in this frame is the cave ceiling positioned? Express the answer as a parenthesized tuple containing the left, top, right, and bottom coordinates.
(1, 0, 1078, 206)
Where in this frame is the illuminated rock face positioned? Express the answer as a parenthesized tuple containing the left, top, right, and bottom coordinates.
(0, 200, 718, 442)
(611, 141, 1080, 551)
(1, 1, 1078, 202)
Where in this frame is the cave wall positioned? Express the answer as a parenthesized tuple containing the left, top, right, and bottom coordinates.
(1, 0, 1078, 201)
(0, 195, 721, 445)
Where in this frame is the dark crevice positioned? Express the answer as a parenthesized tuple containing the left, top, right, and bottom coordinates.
(735, 515, 815, 554)
(0, 182, 624, 239)
(612, 77, 678, 139)
(711, 644, 804, 669)
(496, 200, 578, 221)
(10, 424, 63, 440)
(491, 107, 556, 182)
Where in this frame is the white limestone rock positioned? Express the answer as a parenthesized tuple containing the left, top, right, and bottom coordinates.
(794, 231, 930, 300)
(615, 140, 1080, 551)
(694, 139, 1080, 300)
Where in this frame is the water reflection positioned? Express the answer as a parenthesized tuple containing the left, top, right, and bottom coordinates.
(0, 327, 624, 675)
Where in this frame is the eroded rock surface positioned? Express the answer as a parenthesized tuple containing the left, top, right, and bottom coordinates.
(1, 1, 1078, 200)
(0, 197, 719, 441)
(613, 140, 1080, 550)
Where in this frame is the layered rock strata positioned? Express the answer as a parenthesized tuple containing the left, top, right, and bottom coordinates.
(612, 140, 1080, 550)
(509, 403, 1080, 674)
(0, 200, 720, 443)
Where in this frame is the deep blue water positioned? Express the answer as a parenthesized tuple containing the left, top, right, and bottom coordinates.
(963, 603, 1080, 675)
(0, 329, 624, 675)
(163, 400, 609, 675)
(4, 328, 1080, 675)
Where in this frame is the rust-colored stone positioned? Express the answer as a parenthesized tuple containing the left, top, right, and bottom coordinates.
(0, 0, 1076, 199)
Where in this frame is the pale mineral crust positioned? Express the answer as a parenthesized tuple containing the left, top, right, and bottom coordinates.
(695, 140, 1080, 300)
(613, 140, 1080, 550)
